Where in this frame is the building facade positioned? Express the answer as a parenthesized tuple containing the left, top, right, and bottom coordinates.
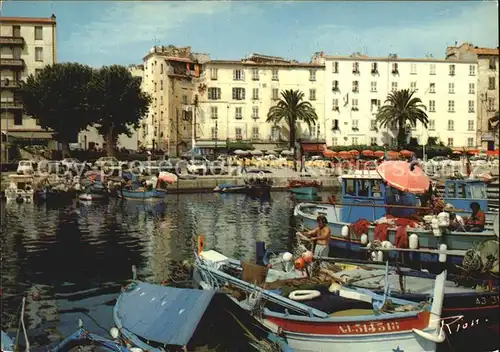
(312, 52, 478, 148)
(140, 45, 208, 156)
(445, 43, 499, 150)
(76, 64, 144, 151)
(195, 54, 325, 153)
(1, 15, 57, 152)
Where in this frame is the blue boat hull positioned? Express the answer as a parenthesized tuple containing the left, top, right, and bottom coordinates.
(290, 186, 319, 195)
(119, 189, 166, 200)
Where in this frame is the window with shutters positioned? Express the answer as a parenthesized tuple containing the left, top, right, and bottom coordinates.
(370, 120, 377, 131)
(352, 81, 359, 92)
(370, 137, 377, 145)
(352, 137, 358, 145)
(235, 107, 242, 119)
(232, 88, 245, 100)
(489, 77, 496, 90)
(352, 62, 359, 73)
(211, 106, 218, 119)
(252, 88, 259, 100)
(208, 88, 221, 100)
(272, 69, 279, 81)
(468, 101, 475, 113)
(447, 138, 453, 147)
(309, 89, 316, 101)
(210, 68, 218, 80)
(252, 106, 259, 119)
(430, 64, 436, 75)
(309, 69, 316, 81)
(410, 64, 417, 74)
(252, 127, 259, 139)
(332, 80, 339, 91)
(448, 82, 454, 94)
(469, 65, 475, 76)
(233, 69, 244, 81)
(448, 120, 454, 131)
(272, 88, 279, 100)
(410, 81, 417, 92)
(332, 61, 339, 73)
(332, 98, 339, 110)
(448, 100, 455, 113)
(211, 127, 218, 139)
(332, 137, 338, 146)
(467, 138, 474, 147)
(35, 47, 43, 61)
(468, 120, 474, 131)
(429, 100, 435, 112)
(429, 82, 435, 93)
(391, 82, 398, 92)
(469, 83, 475, 94)
(449, 65, 455, 76)
(370, 81, 377, 92)
(34, 26, 43, 40)
(235, 127, 242, 140)
(252, 68, 259, 80)
(352, 99, 359, 111)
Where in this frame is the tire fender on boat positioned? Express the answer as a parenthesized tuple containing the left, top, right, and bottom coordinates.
(289, 290, 321, 301)
(341, 225, 349, 238)
(360, 233, 368, 245)
(197, 235, 205, 255)
(409, 234, 419, 249)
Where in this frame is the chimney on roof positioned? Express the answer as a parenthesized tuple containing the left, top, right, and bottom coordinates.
(455, 41, 457, 46)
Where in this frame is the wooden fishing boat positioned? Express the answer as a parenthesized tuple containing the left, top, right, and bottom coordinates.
(118, 187, 166, 200)
(4, 175, 35, 203)
(259, 244, 499, 352)
(287, 180, 322, 196)
(113, 280, 292, 352)
(294, 173, 499, 266)
(193, 245, 451, 352)
(78, 181, 110, 201)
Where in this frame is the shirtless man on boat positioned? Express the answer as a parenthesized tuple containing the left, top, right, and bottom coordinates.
(297, 215, 331, 257)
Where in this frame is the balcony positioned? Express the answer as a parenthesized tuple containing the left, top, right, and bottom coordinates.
(1, 58, 25, 69)
(1, 79, 22, 89)
(0, 36, 25, 46)
(2, 101, 23, 111)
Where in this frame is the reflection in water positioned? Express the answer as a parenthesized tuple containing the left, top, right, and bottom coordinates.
(0, 192, 297, 344)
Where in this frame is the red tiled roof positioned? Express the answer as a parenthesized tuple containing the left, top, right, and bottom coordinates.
(471, 48, 499, 56)
(0, 16, 56, 24)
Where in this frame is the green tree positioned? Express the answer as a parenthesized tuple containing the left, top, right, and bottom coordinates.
(375, 89, 429, 148)
(92, 65, 151, 156)
(18, 63, 96, 156)
(266, 89, 318, 170)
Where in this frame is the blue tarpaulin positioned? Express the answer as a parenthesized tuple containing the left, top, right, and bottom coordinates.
(114, 282, 216, 346)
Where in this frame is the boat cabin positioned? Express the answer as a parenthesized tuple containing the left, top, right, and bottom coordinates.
(443, 179, 488, 216)
(7, 174, 35, 190)
(339, 174, 419, 223)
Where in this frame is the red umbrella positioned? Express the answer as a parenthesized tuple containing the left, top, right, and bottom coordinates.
(323, 150, 337, 158)
(377, 161, 430, 194)
(387, 151, 399, 160)
(374, 151, 385, 158)
(362, 150, 374, 157)
(399, 150, 413, 157)
(349, 150, 360, 155)
(338, 151, 353, 159)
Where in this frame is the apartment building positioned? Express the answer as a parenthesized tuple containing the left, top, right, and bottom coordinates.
(446, 43, 499, 150)
(76, 64, 144, 151)
(1, 15, 57, 152)
(312, 52, 478, 148)
(196, 54, 325, 154)
(141, 45, 208, 156)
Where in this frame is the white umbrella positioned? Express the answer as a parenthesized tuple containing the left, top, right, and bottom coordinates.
(281, 150, 293, 156)
(234, 149, 247, 155)
(266, 150, 278, 155)
(251, 150, 263, 156)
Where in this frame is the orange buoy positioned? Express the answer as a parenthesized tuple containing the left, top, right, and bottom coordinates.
(197, 235, 205, 255)
(294, 257, 305, 270)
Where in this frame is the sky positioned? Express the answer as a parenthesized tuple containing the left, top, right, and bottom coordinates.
(2, 1, 499, 67)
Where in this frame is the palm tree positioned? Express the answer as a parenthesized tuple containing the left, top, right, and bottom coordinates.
(266, 89, 318, 169)
(375, 89, 429, 148)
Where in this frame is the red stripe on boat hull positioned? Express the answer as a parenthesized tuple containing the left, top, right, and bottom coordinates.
(265, 311, 430, 335)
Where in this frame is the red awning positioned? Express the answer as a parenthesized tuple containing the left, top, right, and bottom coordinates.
(302, 143, 326, 152)
(486, 150, 499, 156)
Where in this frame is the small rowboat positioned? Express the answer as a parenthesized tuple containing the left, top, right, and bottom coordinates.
(118, 187, 166, 201)
(287, 180, 322, 195)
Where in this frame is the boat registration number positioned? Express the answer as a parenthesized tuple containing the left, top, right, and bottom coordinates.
(476, 295, 500, 306)
(338, 321, 401, 334)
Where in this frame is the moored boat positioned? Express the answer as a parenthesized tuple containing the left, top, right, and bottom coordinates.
(287, 180, 322, 195)
(118, 187, 166, 200)
(113, 280, 292, 352)
(193, 244, 452, 352)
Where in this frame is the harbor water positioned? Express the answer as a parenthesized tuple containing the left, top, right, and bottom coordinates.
(0, 192, 302, 345)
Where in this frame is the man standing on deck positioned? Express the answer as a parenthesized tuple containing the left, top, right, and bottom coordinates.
(298, 215, 331, 257)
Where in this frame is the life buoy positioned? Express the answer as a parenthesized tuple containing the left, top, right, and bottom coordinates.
(289, 290, 321, 301)
(197, 235, 205, 255)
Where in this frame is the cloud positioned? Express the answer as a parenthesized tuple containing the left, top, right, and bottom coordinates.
(307, 2, 498, 58)
(64, 1, 259, 65)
